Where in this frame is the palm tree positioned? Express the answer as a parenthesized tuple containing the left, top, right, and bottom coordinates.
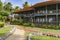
(23, 1, 30, 8)
(14, 6, 20, 10)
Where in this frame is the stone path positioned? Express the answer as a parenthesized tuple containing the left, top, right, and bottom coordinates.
(5, 28, 25, 40)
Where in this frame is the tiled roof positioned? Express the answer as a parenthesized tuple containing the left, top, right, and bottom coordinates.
(14, 7, 34, 13)
(32, 1, 60, 7)
(14, 0, 60, 13)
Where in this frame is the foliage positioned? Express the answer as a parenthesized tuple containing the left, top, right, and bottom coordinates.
(4, 2, 12, 12)
(31, 23, 35, 27)
(14, 6, 20, 10)
(23, 1, 30, 8)
(10, 18, 23, 25)
(0, 0, 3, 11)
(0, 10, 9, 16)
(19, 18, 23, 25)
(31, 36, 60, 40)
(0, 27, 11, 37)
(0, 22, 5, 28)
(23, 23, 31, 27)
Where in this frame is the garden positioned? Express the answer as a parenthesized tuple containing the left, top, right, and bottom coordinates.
(0, 27, 11, 37)
(0, 21, 11, 37)
(31, 35, 60, 40)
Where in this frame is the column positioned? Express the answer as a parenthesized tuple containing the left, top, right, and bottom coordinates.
(56, 4, 58, 25)
(46, 5, 48, 26)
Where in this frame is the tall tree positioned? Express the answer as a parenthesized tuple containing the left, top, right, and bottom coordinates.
(14, 6, 20, 10)
(23, 1, 30, 8)
(4, 2, 12, 12)
(0, 0, 3, 11)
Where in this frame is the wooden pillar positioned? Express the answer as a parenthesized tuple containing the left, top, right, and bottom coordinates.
(46, 5, 48, 27)
(56, 4, 59, 25)
(33, 9, 36, 23)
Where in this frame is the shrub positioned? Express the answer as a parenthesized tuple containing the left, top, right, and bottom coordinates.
(42, 24, 47, 28)
(0, 22, 4, 28)
(10, 20, 21, 25)
(31, 23, 35, 27)
(10, 18, 23, 25)
(31, 36, 60, 40)
(23, 23, 31, 27)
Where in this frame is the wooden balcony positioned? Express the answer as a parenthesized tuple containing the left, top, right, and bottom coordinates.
(20, 14, 33, 17)
(34, 10, 60, 16)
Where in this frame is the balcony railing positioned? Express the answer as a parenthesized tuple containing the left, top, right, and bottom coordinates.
(20, 14, 33, 17)
(34, 10, 60, 16)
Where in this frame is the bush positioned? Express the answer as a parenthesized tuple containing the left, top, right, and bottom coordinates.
(10, 18, 23, 25)
(31, 36, 60, 40)
(31, 23, 35, 27)
(0, 22, 4, 28)
(42, 24, 47, 28)
(23, 23, 31, 27)
(10, 20, 21, 25)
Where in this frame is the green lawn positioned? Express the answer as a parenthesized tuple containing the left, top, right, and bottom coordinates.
(31, 35, 60, 40)
(0, 27, 11, 37)
(32, 27, 60, 33)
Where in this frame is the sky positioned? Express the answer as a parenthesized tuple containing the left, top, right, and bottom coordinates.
(1, 0, 46, 8)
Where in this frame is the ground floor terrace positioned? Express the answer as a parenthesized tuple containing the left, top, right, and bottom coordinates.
(22, 15, 60, 27)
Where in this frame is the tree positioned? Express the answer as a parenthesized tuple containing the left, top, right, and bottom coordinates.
(4, 2, 12, 12)
(23, 1, 30, 8)
(0, 0, 3, 11)
(14, 6, 20, 10)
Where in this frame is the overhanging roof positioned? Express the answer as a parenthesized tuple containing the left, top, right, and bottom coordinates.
(14, 1, 60, 13)
(14, 7, 34, 13)
(32, 1, 60, 7)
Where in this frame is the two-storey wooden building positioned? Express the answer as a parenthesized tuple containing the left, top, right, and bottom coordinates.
(14, 0, 60, 26)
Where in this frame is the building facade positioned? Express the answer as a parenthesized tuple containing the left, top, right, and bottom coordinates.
(14, 1, 60, 26)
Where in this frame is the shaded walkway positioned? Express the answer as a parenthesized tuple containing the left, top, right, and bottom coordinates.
(5, 28, 25, 40)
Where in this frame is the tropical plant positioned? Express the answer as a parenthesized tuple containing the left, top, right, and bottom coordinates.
(4, 2, 12, 12)
(14, 6, 20, 10)
(23, 1, 30, 8)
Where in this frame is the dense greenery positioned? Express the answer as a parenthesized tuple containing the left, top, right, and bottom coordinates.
(23, 23, 31, 27)
(0, 0, 21, 22)
(0, 22, 5, 28)
(31, 35, 60, 40)
(10, 18, 23, 25)
(0, 27, 11, 37)
(23, 1, 31, 8)
(42, 24, 60, 29)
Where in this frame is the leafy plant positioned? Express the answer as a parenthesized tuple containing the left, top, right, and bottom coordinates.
(23, 23, 31, 27)
(0, 22, 5, 28)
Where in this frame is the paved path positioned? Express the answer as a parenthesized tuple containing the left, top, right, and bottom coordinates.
(5, 28, 25, 40)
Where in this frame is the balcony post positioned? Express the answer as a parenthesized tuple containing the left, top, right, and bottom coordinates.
(46, 5, 48, 28)
(56, 4, 59, 25)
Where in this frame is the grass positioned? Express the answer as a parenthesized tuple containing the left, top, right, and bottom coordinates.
(31, 27, 60, 33)
(25, 32, 60, 40)
(0, 27, 11, 37)
(23, 26, 60, 34)
(31, 35, 60, 40)
(25, 31, 31, 36)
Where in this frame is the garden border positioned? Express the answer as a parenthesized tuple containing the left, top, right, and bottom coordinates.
(0, 25, 16, 40)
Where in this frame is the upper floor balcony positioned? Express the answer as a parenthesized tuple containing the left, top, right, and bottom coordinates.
(20, 14, 34, 17)
(34, 10, 60, 16)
